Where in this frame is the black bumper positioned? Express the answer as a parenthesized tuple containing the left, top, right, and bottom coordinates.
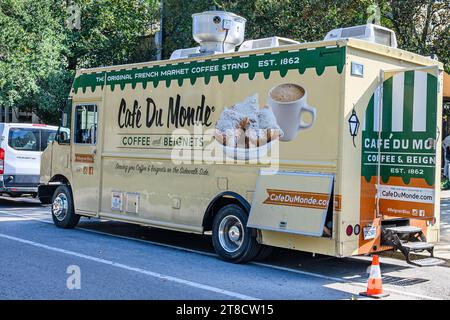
(0, 175, 39, 194)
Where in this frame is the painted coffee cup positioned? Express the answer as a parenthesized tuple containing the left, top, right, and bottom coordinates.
(268, 83, 316, 141)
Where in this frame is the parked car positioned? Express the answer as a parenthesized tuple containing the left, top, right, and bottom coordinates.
(0, 123, 58, 200)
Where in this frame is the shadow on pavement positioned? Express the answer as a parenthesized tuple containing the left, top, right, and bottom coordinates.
(0, 196, 43, 208)
(0, 195, 431, 289)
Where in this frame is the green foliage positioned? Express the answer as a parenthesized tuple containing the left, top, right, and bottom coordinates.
(162, 0, 449, 73)
(381, 0, 450, 73)
(442, 177, 450, 190)
(66, 0, 160, 69)
(0, 0, 448, 125)
(0, 0, 65, 116)
(0, 0, 159, 124)
(162, 0, 377, 57)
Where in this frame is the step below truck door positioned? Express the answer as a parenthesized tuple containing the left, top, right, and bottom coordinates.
(248, 170, 334, 237)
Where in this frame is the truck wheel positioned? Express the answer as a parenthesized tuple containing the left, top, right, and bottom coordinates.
(254, 245, 274, 261)
(212, 204, 260, 263)
(51, 185, 80, 228)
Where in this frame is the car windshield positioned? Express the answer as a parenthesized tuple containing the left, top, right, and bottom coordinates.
(8, 128, 57, 151)
(42, 130, 57, 149)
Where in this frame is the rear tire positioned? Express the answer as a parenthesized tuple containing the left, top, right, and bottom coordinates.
(212, 204, 260, 263)
(254, 245, 274, 261)
(51, 185, 80, 228)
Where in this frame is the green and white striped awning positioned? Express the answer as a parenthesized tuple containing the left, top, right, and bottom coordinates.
(363, 67, 438, 134)
(361, 66, 439, 186)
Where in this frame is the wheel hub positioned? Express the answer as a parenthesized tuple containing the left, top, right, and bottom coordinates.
(228, 226, 241, 242)
(52, 193, 68, 221)
(218, 215, 244, 253)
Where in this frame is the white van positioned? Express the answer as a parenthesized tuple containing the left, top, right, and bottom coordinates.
(0, 123, 58, 200)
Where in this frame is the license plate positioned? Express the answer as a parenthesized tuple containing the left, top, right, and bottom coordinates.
(363, 226, 377, 240)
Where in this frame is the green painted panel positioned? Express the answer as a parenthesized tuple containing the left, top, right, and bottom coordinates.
(72, 46, 346, 93)
(361, 71, 438, 186)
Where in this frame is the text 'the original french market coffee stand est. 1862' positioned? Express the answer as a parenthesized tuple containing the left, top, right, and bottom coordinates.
(38, 11, 445, 266)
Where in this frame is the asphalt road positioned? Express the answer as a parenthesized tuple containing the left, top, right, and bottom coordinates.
(1, 196, 449, 300)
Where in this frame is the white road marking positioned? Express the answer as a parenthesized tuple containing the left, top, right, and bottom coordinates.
(0, 210, 441, 300)
(0, 231, 258, 300)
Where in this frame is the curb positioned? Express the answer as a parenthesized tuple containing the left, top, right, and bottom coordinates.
(380, 250, 450, 267)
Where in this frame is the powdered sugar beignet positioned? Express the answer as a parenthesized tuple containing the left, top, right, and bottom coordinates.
(215, 108, 244, 132)
(215, 95, 283, 149)
(257, 105, 283, 133)
(232, 94, 259, 116)
(257, 106, 284, 143)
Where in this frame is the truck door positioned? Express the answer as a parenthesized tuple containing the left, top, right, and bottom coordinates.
(362, 66, 440, 220)
(71, 103, 100, 214)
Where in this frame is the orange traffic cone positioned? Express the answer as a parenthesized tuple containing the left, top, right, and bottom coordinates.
(360, 255, 389, 298)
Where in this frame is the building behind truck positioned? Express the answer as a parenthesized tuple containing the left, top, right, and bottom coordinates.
(0, 106, 41, 124)
(39, 11, 444, 266)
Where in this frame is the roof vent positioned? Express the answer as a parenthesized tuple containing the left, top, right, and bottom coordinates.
(324, 24, 397, 48)
(238, 37, 299, 52)
(170, 47, 201, 60)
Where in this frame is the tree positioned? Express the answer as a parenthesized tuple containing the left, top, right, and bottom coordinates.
(0, 0, 65, 122)
(1, 0, 448, 125)
(161, 0, 449, 72)
(162, 0, 376, 59)
(65, 0, 160, 70)
(381, 0, 449, 72)
(0, 0, 160, 124)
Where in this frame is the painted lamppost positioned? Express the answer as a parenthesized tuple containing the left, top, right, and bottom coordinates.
(349, 109, 360, 147)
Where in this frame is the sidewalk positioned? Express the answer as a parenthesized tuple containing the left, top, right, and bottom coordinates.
(436, 191, 450, 262)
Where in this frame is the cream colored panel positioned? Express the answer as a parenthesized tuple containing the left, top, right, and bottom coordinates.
(248, 170, 333, 237)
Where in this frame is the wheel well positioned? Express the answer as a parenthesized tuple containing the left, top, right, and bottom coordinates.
(202, 192, 250, 232)
(50, 174, 70, 185)
(38, 175, 71, 199)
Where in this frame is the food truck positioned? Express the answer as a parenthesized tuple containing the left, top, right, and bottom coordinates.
(38, 11, 444, 266)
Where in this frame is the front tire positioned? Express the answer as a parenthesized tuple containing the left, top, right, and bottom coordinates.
(51, 185, 80, 228)
(212, 204, 260, 263)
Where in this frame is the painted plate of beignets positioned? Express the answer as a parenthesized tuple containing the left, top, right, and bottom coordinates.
(214, 94, 283, 160)
(231, 94, 259, 116)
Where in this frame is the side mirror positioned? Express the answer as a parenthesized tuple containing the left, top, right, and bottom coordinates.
(56, 131, 68, 144)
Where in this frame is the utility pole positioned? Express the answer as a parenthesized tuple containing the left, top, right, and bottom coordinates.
(156, 0, 164, 60)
